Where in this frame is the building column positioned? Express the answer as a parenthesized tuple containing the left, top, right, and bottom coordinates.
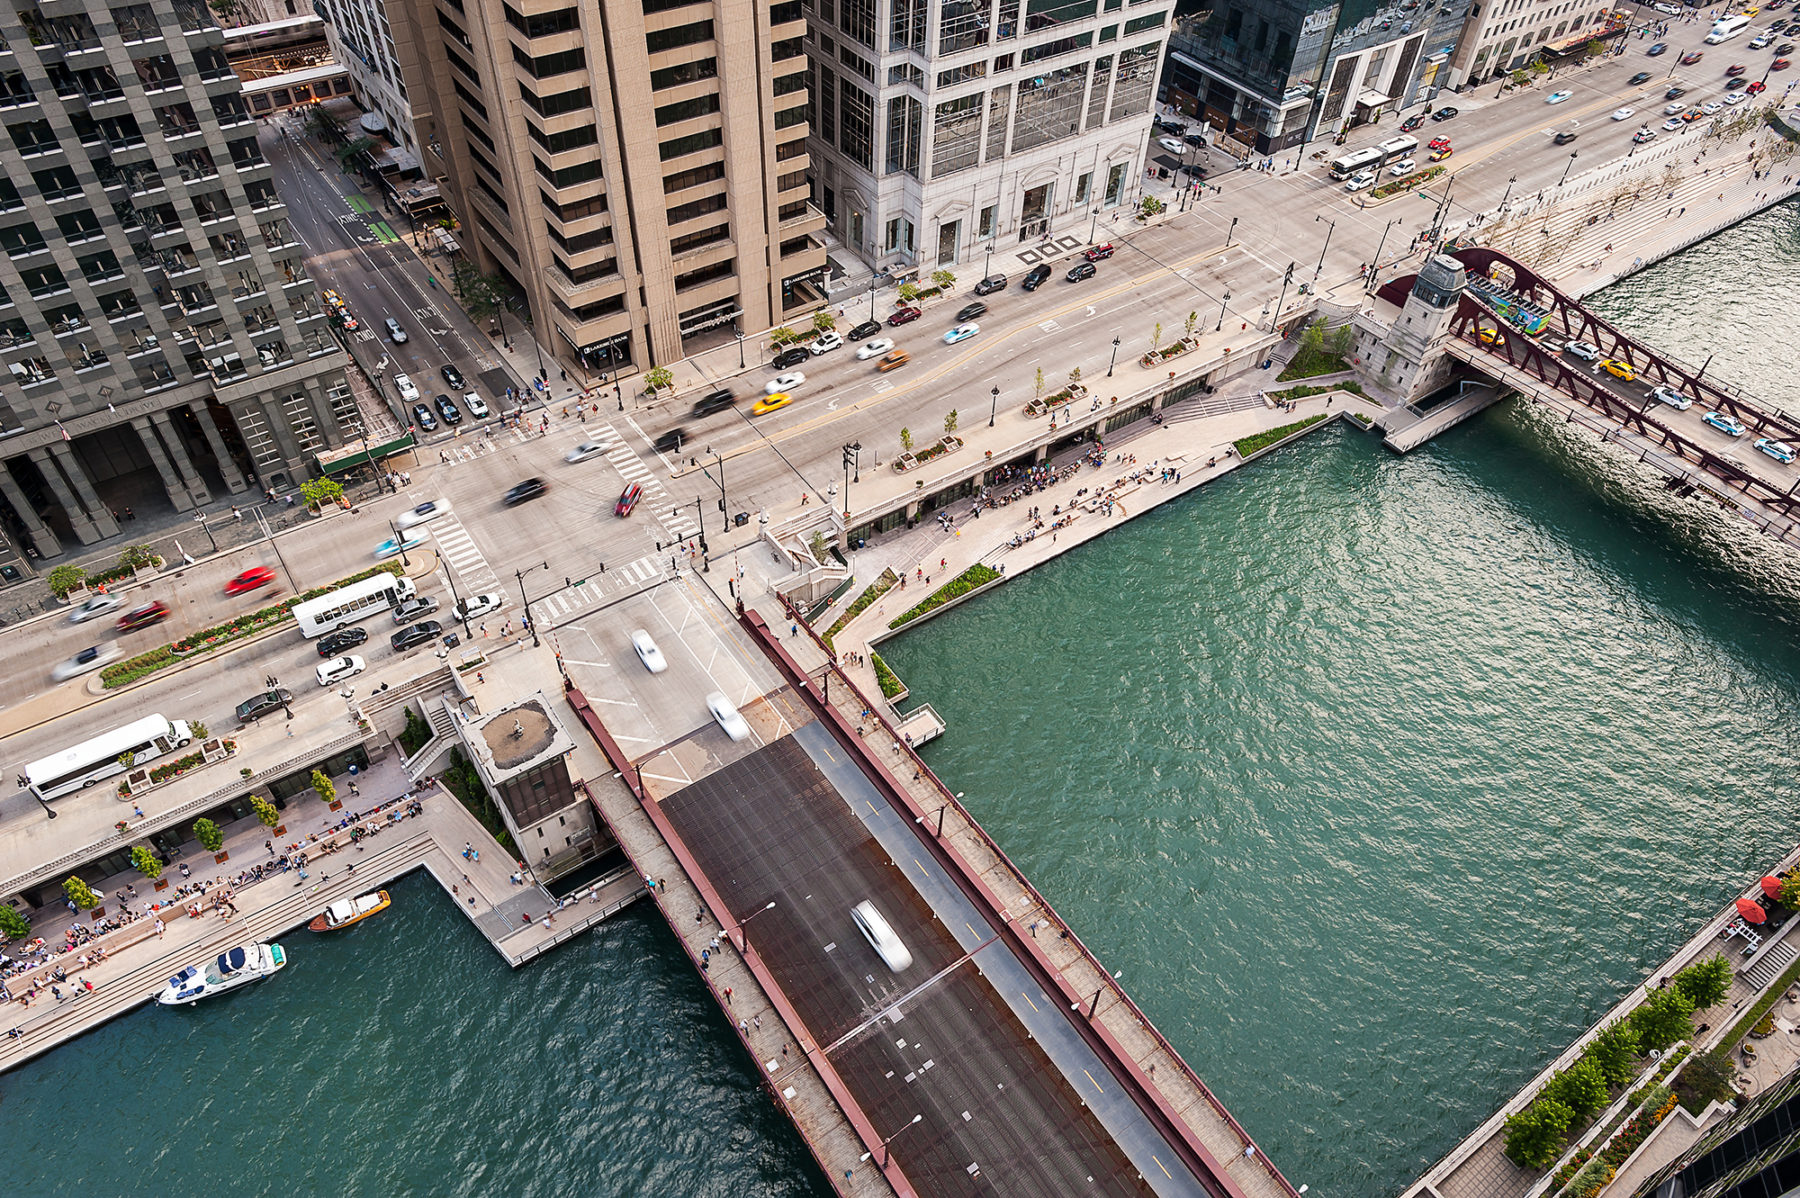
(189, 402, 250, 493)
(150, 412, 212, 506)
(129, 415, 195, 512)
(0, 459, 64, 559)
(28, 447, 105, 544)
(254, 396, 305, 464)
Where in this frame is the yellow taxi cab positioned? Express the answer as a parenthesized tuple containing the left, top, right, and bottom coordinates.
(1598, 358, 1637, 381)
(751, 392, 793, 416)
(1479, 327, 1506, 346)
(876, 349, 910, 373)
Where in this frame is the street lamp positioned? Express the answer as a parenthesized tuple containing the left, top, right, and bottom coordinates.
(27, 786, 56, 819)
(860, 1114, 923, 1169)
(1499, 175, 1518, 213)
(733, 900, 776, 953)
(989, 385, 999, 427)
(1559, 151, 1579, 187)
(388, 518, 410, 569)
(1216, 290, 1231, 332)
(734, 321, 744, 370)
(1312, 214, 1336, 283)
(514, 560, 549, 647)
(1226, 216, 1238, 247)
(1088, 208, 1101, 242)
(1107, 336, 1120, 377)
(841, 441, 860, 518)
(1368, 217, 1401, 288)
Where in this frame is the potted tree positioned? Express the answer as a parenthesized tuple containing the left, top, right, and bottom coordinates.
(250, 793, 282, 837)
(131, 844, 168, 890)
(313, 768, 340, 811)
(64, 875, 101, 918)
(194, 816, 227, 863)
(0, 904, 30, 943)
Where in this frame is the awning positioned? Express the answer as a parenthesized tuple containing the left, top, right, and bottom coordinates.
(1355, 89, 1391, 110)
(316, 431, 416, 476)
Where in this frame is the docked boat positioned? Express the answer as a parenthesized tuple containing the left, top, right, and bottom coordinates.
(308, 889, 390, 932)
(155, 943, 286, 1006)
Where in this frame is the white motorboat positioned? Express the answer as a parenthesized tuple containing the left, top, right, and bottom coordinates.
(155, 942, 287, 1006)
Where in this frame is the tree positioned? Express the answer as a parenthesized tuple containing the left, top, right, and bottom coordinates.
(300, 476, 343, 511)
(1529, 59, 1550, 76)
(1631, 985, 1696, 1051)
(118, 544, 158, 570)
(455, 264, 508, 330)
(1674, 955, 1734, 1011)
(1584, 39, 1605, 58)
(1184, 311, 1199, 340)
(190, 720, 209, 740)
(119, 751, 137, 771)
(1150, 322, 1164, 353)
(898, 282, 920, 304)
(1502, 1099, 1573, 1170)
(812, 309, 836, 333)
(807, 531, 829, 562)
(192, 817, 224, 854)
(768, 326, 795, 347)
(311, 769, 336, 806)
(1330, 324, 1356, 359)
(1679, 1049, 1737, 1108)
(131, 844, 162, 882)
(1033, 367, 1046, 401)
(1509, 68, 1530, 89)
(0, 904, 29, 942)
(337, 136, 377, 170)
(1302, 319, 1328, 360)
(250, 794, 280, 830)
(899, 427, 914, 453)
(63, 876, 101, 911)
(1139, 195, 1165, 218)
(1543, 1057, 1608, 1120)
(1777, 873, 1800, 910)
(944, 409, 958, 436)
(47, 564, 87, 598)
(1587, 1020, 1642, 1088)
(930, 268, 956, 291)
(644, 366, 674, 393)
(1068, 366, 1083, 389)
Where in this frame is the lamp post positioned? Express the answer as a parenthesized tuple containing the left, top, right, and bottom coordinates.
(733, 900, 776, 953)
(860, 1114, 923, 1169)
(867, 279, 878, 324)
(1559, 151, 1579, 187)
(1216, 290, 1231, 332)
(28, 787, 56, 818)
(734, 321, 744, 370)
(1070, 969, 1124, 1020)
(1312, 215, 1336, 283)
(983, 241, 994, 280)
(1499, 174, 1517, 213)
(1088, 207, 1101, 241)
(1106, 336, 1120, 377)
(1226, 215, 1238, 247)
(514, 560, 548, 647)
(1368, 217, 1400, 288)
(388, 518, 409, 569)
(841, 441, 860, 518)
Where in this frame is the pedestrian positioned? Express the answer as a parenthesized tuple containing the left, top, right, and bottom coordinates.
(154, 918, 164, 938)
(725, 986, 733, 1004)
(789, 622, 797, 637)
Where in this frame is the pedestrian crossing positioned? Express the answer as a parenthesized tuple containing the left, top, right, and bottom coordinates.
(429, 516, 499, 592)
(529, 555, 668, 624)
(433, 424, 537, 465)
(583, 422, 701, 545)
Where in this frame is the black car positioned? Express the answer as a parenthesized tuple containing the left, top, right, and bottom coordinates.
(1666, 85, 1687, 99)
(434, 394, 462, 425)
(773, 346, 810, 369)
(973, 274, 1008, 296)
(1066, 261, 1097, 282)
(504, 478, 547, 506)
(956, 301, 988, 322)
(1430, 106, 1459, 121)
(317, 627, 369, 658)
(693, 388, 735, 417)
(1629, 71, 1653, 84)
(1777, 42, 1796, 53)
(235, 687, 292, 725)
(1184, 131, 1206, 147)
(1726, 77, 1746, 90)
(412, 403, 437, 432)
(1021, 264, 1052, 291)
(653, 427, 689, 453)
(391, 620, 443, 652)
(441, 364, 466, 391)
(1554, 130, 1579, 144)
(1400, 114, 1425, 131)
(848, 319, 883, 341)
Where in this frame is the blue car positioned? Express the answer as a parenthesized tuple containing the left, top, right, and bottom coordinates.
(1648, 41, 1668, 55)
(1702, 411, 1747, 437)
(1755, 437, 1796, 463)
(373, 531, 429, 559)
(943, 322, 980, 344)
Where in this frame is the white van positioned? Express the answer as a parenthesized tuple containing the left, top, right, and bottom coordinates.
(1706, 14, 1749, 42)
(851, 901, 913, 972)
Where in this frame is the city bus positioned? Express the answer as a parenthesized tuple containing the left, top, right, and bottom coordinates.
(26, 714, 194, 802)
(1375, 134, 1420, 163)
(292, 571, 417, 636)
(1705, 14, 1749, 41)
(1329, 146, 1385, 179)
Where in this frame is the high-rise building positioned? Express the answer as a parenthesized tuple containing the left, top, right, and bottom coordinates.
(406, 0, 829, 373)
(1633, 1062, 1800, 1197)
(1444, 0, 1618, 89)
(1161, 0, 1464, 155)
(0, 0, 352, 561)
(316, 0, 428, 162)
(805, 0, 1173, 272)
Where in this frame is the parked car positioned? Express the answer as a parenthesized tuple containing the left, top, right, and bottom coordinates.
(390, 621, 443, 652)
(411, 403, 438, 433)
(631, 629, 667, 673)
(317, 627, 369, 658)
(53, 643, 121, 681)
(452, 593, 506, 621)
(234, 687, 292, 724)
(226, 566, 276, 595)
(956, 302, 988, 322)
(384, 317, 407, 343)
(973, 274, 1008, 295)
(772, 346, 810, 369)
(434, 394, 462, 426)
(652, 427, 689, 454)
(394, 373, 420, 402)
(1066, 261, 1098, 282)
(503, 478, 547, 506)
(707, 691, 750, 741)
(809, 331, 843, 356)
(441, 364, 466, 391)
(847, 319, 883, 341)
(68, 593, 121, 624)
(117, 601, 170, 632)
(565, 441, 606, 463)
(877, 350, 910, 373)
(1430, 106, 1458, 121)
(462, 392, 491, 419)
(1633, 128, 1659, 143)
(693, 388, 736, 416)
(391, 596, 440, 624)
(395, 499, 449, 529)
(1085, 242, 1116, 261)
(1021, 264, 1052, 290)
(886, 306, 923, 326)
(856, 338, 895, 360)
(316, 655, 366, 687)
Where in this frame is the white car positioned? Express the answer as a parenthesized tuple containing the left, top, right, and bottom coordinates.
(52, 643, 121, 681)
(1755, 437, 1797, 464)
(564, 441, 607, 463)
(1662, 117, 1686, 131)
(630, 629, 667, 674)
(1701, 100, 1724, 115)
(943, 322, 980, 345)
(1564, 340, 1602, 361)
(316, 654, 366, 687)
(1547, 90, 1573, 104)
(453, 592, 507, 621)
(1344, 170, 1378, 192)
(462, 392, 491, 419)
(68, 593, 122, 623)
(706, 691, 750, 741)
(855, 338, 895, 360)
(1663, 101, 1687, 115)
(1157, 136, 1186, 153)
(1649, 386, 1692, 410)
(765, 372, 805, 394)
(1387, 158, 1416, 176)
(809, 331, 843, 356)
(1750, 34, 1771, 48)
(395, 499, 449, 529)
(1725, 91, 1750, 105)
(1653, 2, 1681, 12)
(393, 373, 421, 402)
(1611, 107, 1635, 120)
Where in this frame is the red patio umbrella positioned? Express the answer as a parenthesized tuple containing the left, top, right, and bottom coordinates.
(1763, 876, 1785, 900)
(1737, 897, 1768, 924)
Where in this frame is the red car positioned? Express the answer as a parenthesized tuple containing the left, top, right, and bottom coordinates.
(1748, 79, 1768, 92)
(1680, 50, 1703, 64)
(225, 566, 276, 595)
(1428, 136, 1451, 151)
(1773, 58, 1791, 70)
(614, 481, 643, 517)
(886, 306, 922, 326)
(117, 601, 170, 632)
(1727, 63, 1747, 75)
(1085, 242, 1116, 261)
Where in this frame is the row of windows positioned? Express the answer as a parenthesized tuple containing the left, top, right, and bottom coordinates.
(553, 253, 616, 284)
(553, 291, 626, 322)
(527, 120, 598, 154)
(519, 83, 591, 118)
(504, 3, 579, 38)
(774, 70, 807, 95)
(446, 44, 480, 85)
(667, 191, 727, 224)
(548, 223, 614, 254)
(535, 155, 604, 188)
(655, 92, 721, 126)
(513, 43, 585, 78)
(658, 127, 722, 161)
(664, 160, 726, 193)
(646, 19, 713, 53)
(669, 222, 730, 256)
(453, 76, 489, 123)
(651, 57, 716, 91)
(461, 111, 497, 154)
(674, 258, 733, 291)
(541, 188, 608, 222)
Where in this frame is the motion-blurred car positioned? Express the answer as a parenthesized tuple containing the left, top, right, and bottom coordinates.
(615, 481, 644, 516)
(226, 566, 276, 595)
(53, 643, 120, 681)
(751, 393, 793, 415)
(1649, 41, 1669, 55)
(1628, 71, 1653, 84)
(68, 593, 121, 623)
(631, 629, 667, 674)
(373, 532, 427, 559)
(856, 338, 895, 360)
(692, 389, 735, 416)
(395, 500, 449, 529)
(565, 441, 607, 463)
(117, 601, 170, 632)
(1611, 106, 1636, 120)
(956, 302, 988, 322)
(707, 691, 750, 741)
(652, 427, 689, 454)
(765, 372, 805, 394)
(877, 350, 911, 373)
(503, 478, 547, 506)
(943, 322, 980, 345)
(1547, 90, 1573, 103)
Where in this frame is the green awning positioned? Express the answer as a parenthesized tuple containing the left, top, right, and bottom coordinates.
(317, 431, 416, 476)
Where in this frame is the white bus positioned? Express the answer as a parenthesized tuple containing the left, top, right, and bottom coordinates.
(26, 714, 193, 802)
(1705, 14, 1749, 41)
(1329, 146, 1385, 179)
(292, 571, 417, 636)
(1376, 134, 1420, 163)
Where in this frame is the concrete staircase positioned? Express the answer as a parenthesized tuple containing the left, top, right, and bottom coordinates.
(1744, 938, 1798, 992)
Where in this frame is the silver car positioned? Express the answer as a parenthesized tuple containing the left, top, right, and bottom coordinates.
(565, 441, 607, 463)
(706, 691, 750, 741)
(68, 593, 122, 623)
(631, 629, 667, 673)
(392, 595, 441, 625)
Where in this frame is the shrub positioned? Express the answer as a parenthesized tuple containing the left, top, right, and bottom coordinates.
(823, 569, 898, 650)
(117, 544, 159, 570)
(131, 844, 162, 881)
(148, 750, 205, 783)
(871, 652, 904, 698)
(399, 707, 432, 756)
(644, 366, 674, 393)
(898, 282, 920, 304)
(1234, 415, 1328, 458)
(63, 876, 101, 910)
(47, 564, 87, 598)
(1544, 1057, 1609, 1120)
(1677, 1048, 1736, 1111)
(1139, 195, 1165, 218)
(1674, 954, 1734, 1011)
(1270, 381, 1367, 402)
(300, 476, 343, 511)
(193, 817, 224, 853)
(250, 794, 280, 829)
(1587, 1019, 1643, 1088)
(0, 905, 29, 941)
(1631, 985, 1696, 1051)
(944, 409, 958, 435)
(1503, 1098, 1573, 1170)
(930, 268, 955, 291)
(440, 748, 512, 850)
(888, 564, 1002, 630)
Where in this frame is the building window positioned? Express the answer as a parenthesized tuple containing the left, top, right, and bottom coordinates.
(503, 4, 579, 37)
(939, 0, 990, 54)
(1021, 30, 1092, 63)
(659, 127, 723, 160)
(673, 259, 735, 290)
(838, 0, 875, 47)
(839, 46, 875, 80)
(527, 121, 598, 154)
(669, 223, 730, 255)
(978, 204, 995, 238)
(646, 19, 714, 52)
(667, 192, 728, 224)
(773, 70, 807, 95)
(775, 103, 808, 129)
(1104, 160, 1125, 204)
(1012, 63, 1087, 153)
(519, 84, 592, 116)
(890, 0, 925, 52)
(886, 94, 921, 176)
(655, 93, 721, 125)
(1086, 54, 1111, 127)
(930, 93, 982, 178)
(1108, 42, 1158, 122)
(1122, 10, 1163, 33)
(818, 68, 836, 144)
(937, 62, 986, 87)
(512, 45, 586, 77)
(664, 161, 727, 192)
(535, 155, 604, 187)
(985, 84, 1011, 159)
(651, 57, 717, 90)
(839, 79, 873, 169)
(1073, 172, 1091, 203)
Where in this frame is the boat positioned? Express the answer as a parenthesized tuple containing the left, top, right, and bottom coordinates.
(308, 889, 390, 932)
(155, 943, 286, 1006)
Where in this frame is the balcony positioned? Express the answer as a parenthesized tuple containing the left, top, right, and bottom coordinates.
(4, 241, 50, 261)
(50, 314, 92, 337)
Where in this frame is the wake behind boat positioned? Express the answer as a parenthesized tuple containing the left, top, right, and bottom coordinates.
(156, 943, 286, 1006)
(308, 889, 390, 932)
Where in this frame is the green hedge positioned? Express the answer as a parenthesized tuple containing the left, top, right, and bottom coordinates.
(871, 652, 904, 699)
(887, 563, 1001, 630)
(824, 568, 897, 650)
(1271, 380, 1365, 402)
(1234, 415, 1328, 459)
(101, 562, 404, 689)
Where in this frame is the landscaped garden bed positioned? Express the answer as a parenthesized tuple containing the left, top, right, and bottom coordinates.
(1023, 384, 1087, 417)
(1234, 415, 1328, 458)
(1139, 337, 1199, 368)
(1270, 380, 1365, 403)
(891, 436, 964, 473)
(887, 564, 1001, 630)
(871, 652, 905, 699)
(1368, 164, 1446, 200)
(824, 568, 898, 649)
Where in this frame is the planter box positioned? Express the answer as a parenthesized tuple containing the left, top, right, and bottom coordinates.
(153, 878, 169, 891)
(90, 906, 104, 919)
(1139, 336, 1200, 368)
(274, 824, 286, 835)
(213, 851, 229, 864)
(891, 436, 964, 473)
(1023, 384, 1088, 418)
(328, 800, 343, 811)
